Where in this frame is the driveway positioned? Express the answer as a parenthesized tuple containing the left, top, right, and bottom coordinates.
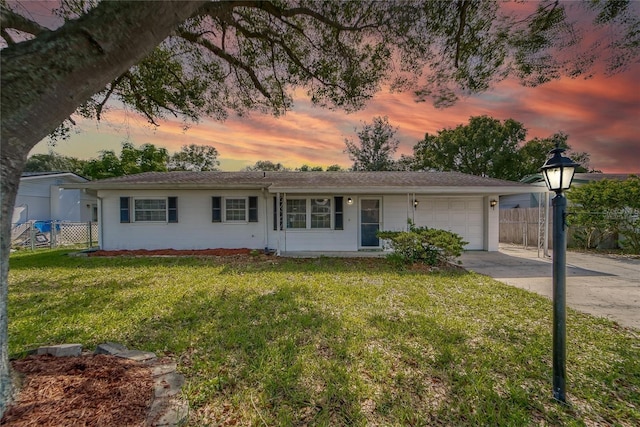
(460, 244, 640, 330)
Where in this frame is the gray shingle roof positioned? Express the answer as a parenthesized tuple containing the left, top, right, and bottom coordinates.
(77, 171, 534, 195)
(89, 170, 530, 186)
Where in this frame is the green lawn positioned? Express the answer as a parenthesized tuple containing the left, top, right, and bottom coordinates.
(8, 249, 640, 426)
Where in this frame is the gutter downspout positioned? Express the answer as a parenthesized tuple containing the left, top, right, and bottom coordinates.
(276, 192, 281, 256)
(97, 195, 103, 250)
(406, 193, 410, 230)
(262, 188, 269, 252)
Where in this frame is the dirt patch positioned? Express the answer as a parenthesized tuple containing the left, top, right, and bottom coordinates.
(2, 354, 153, 426)
(88, 248, 253, 257)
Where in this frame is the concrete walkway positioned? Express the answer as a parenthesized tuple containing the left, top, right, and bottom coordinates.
(460, 244, 640, 330)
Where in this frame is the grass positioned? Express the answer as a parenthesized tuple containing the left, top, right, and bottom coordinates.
(8, 249, 640, 426)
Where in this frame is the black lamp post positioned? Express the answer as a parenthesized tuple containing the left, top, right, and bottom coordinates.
(540, 143, 579, 403)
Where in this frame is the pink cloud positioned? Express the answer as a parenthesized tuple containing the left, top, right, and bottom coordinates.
(31, 54, 639, 174)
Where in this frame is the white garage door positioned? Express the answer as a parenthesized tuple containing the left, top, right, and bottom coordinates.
(429, 198, 484, 250)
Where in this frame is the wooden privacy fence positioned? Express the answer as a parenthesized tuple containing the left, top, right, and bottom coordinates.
(499, 207, 553, 249)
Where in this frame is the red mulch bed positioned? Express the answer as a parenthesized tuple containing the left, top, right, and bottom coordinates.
(88, 248, 252, 257)
(1, 354, 153, 427)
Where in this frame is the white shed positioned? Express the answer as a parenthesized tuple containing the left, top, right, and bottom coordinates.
(12, 172, 97, 224)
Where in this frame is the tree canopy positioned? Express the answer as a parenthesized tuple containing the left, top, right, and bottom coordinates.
(24, 152, 88, 175)
(409, 116, 593, 180)
(82, 142, 169, 179)
(167, 144, 220, 172)
(244, 160, 290, 171)
(1, 0, 639, 415)
(411, 116, 525, 180)
(345, 116, 400, 171)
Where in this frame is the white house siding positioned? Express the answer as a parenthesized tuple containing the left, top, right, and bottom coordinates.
(99, 190, 268, 251)
(267, 194, 359, 252)
(14, 178, 55, 221)
(51, 186, 95, 222)
(98, 191, 500, 252)
(13, 175, 95, 223)
(413, 197, 485, 250)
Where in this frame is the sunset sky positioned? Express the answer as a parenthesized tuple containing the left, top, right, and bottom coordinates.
(23, 2, 640, 174)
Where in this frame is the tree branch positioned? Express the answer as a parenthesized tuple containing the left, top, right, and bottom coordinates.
(198, 1, 376, 32)
(221, 18, 349, 94)
(0, 3, 49, 35)
(176, 29, 271, 99)
(454, 0, 469, 68)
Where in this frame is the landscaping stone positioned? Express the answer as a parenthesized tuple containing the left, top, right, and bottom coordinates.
(37, 344, 82, 357)
(145, 358, 189, 426)
(94, 342, 128, 356)
(153, 372, 185, 399)
(115, 349, 157, 362)
(147, 397, 189, 427)
(150, 361, 178, 377)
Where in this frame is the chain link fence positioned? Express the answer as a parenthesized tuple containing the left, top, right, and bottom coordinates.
(11, 221, 98, 250)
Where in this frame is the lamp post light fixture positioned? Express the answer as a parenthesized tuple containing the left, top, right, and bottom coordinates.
(540, 143, 579, 404)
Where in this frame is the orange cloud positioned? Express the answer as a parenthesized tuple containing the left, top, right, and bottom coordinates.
(31, 61, 639, 174)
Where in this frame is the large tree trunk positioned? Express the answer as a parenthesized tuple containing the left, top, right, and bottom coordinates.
(0, 0, 207, 415)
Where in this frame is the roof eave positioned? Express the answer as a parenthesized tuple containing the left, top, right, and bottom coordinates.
(268, 186, 540, 195)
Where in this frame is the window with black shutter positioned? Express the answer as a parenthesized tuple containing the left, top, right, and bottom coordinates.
(334, 196, 343, 230)
(120, 197, 130, 223)
(168, 197, 178, 223)
(212, 196, 222, 222)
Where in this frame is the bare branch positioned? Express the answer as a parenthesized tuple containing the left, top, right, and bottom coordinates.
(95, 74, 125, 121)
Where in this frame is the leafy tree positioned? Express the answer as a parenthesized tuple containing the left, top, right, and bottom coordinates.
(326, 164, 344, 172)
(81, 142, 168, 179)
(296, 164, 324, 172)
(568, 176, 640, 253)
(168, 144, 220, 171)
(412, 115, 526, 180)
(518, 132, 593, 177)
(82, 150, 124, 180)
(119, 142, 168, 175)
(1, 0, 639, 414)
(345, 116, 400, 171)
(411, 119, 593, 180)
(24, 152, 87, 175)
(245, 161, 290, 172)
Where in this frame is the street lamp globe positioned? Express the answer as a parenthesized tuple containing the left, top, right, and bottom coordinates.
(541, 145, 579, 193)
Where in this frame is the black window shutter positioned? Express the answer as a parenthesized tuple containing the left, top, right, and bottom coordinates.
(273, 196, 277, 230)
(334, 196, 344, 230)
(212, 196, 222, 222)
(120, 197, 130, 223)
(248, 196, 258, 222)
(168, 197, 178, 223)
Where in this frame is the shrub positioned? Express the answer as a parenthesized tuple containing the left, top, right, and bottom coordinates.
(378, 222, 467, 266)
(568, 175, 640, 253)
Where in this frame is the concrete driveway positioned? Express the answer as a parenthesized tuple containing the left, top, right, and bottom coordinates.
(460, 244, 640, 330)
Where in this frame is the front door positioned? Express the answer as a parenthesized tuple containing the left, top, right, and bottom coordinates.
(360, 199, 381, 247)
